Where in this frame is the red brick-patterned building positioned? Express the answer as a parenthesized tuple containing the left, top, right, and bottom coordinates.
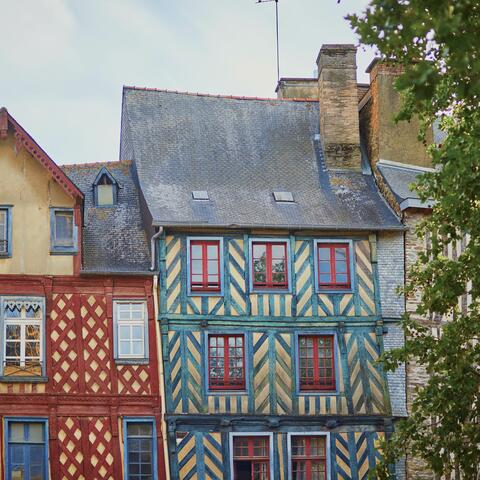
(0, 108, 165, 480)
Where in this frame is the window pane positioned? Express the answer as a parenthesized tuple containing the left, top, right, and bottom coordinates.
(318, 248, 330, 260)
(119, 341, 131, 355)
(335, 260, 347, 274)
(253, 244, 266, 259)
(97, 184, 114, 206)
(6, 342, 21, 358)
(207, 244, 218, 260)
(119, 325, 131, 341)
(336, 274, 348, 283)
(272, 258, 285, 273)
(271, 244, 285, 258)
(55, 212, 73, 245)
(132, 341, 144, 356)
(132, 325, 144, 341)
(335, 247, 346, 260)
(319, 274, 331, 283)
(191, 244, 202, 259)
(6, 324, 21, 340)
(127, 423, 153, 437)
(207, 260, 218, 275)
(27, 424, 44, 443)
(192, 259, 203, 275)
(9, 423, 26, 442)
(0, 209, 7, 253)
(25, 342, 40, 358)
(25, 325, 40, 340)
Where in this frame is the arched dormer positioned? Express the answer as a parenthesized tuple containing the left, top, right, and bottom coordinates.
(93, 167, 119, 206)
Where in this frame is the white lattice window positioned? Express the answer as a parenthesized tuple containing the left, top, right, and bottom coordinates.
(114, 301, 148, 360)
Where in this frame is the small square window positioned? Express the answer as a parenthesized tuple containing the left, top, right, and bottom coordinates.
(0, 207, 12, 257)
(50, 209, 77, 254)
(251, 240, 289, 291)
(114, 301, 148, 361)
(188, 238, 223, 294)
(316, 242, 351, 291)
(298, 335, 336, 392)
(208, 334, 245, 391)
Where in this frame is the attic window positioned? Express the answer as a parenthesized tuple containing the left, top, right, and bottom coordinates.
(273, 191, 294, 203)
(93, 167, 119, 207)
(192, 191, 209, 201)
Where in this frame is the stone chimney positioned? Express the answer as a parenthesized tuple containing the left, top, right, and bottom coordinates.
(276, 78, 318, 100)
(361, 59, 433, 168)
(317, 44, 361, 170)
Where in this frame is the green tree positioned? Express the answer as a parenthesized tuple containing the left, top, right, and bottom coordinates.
(347, 1, 480, 478)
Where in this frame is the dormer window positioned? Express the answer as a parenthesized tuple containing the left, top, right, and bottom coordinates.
(93, 167, 119, 207)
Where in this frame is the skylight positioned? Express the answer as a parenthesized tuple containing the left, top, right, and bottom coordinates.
(273, 191, 294, 203)
(192, 191, 209, 200)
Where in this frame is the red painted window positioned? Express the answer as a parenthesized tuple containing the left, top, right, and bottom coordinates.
(208, 335, 245, 390)
(190, 240, 221, 292)
(252, 241, 288, 289)
(233, 436, 270, 480)
(317, 243, 351, 290)
(298, 335, 335, 391)
(291, 436, 327, 480)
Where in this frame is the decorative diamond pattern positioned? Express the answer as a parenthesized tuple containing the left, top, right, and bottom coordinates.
(51, 294, 80, 393)
(58, 417, 85, 480)
(81, 295, 112, 393)
(117, 364, 151, 394)
(88, 417, 115, 480)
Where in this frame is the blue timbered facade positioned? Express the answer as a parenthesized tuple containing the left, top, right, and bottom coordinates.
(120, 44, 407, 480)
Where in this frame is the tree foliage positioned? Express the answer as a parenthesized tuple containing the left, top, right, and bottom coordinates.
(347, 1, 480, 478)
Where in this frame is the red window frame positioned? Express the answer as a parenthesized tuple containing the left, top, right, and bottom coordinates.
(189, 240, 221, 292)
(317, 243, 351, 290)
(291, 436, 327, 480)
(252, 241, 289, 290)
(208, 334, 245, 390)
(298, 335, 336, 391)
(233, 436, 270, 480)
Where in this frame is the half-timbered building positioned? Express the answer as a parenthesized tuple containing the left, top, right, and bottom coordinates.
(120, 45, 408, 480)
(0, 108, 165, 480)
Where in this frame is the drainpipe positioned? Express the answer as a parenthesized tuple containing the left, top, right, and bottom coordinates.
(150, 227, 171, 479)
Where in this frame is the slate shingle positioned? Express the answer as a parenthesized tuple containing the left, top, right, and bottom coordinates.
(121, 88, 403, 231)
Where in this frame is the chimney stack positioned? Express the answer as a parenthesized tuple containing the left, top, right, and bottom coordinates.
(317, 45, 361, 170)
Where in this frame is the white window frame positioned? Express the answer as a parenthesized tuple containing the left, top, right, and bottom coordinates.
(229, 432, 274, 480)
(113, 300, 148, 362)
(287, 432, 331, 480)
(1, 297, 45, 377)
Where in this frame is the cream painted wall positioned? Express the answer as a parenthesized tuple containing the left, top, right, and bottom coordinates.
(0, 134, 75, 275)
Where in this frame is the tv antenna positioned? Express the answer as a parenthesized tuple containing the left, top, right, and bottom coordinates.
(256, 0, 280, 82)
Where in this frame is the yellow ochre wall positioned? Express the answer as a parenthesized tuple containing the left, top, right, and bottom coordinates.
(0, 134, 75, 275)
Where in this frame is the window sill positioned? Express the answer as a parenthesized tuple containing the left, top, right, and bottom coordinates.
(207, 389, 248, 396)
(251, 289, 291, 294)
(298, 389, 339, 396)
(188, 291, 224, 297)
(316, 287, 353, 294)
(0, 376, 48, 384)
(115, 358, 150, 365)
(50, 249, 77, 256)
(0, 254, 12, 259)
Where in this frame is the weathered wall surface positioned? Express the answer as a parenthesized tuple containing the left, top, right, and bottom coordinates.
(0, 134, 75, 275)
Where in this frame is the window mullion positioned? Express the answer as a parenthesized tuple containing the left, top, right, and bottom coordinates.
(266, 244, 272, 287)
(202, 243, 208, 288)
(20, 322, 26, 366)
(224, 336, 230, 386)
(313, 337, 319, 387)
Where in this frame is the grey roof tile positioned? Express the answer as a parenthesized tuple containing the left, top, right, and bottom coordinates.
(62, 161, 151, 274)
(120, 88, 402, 231)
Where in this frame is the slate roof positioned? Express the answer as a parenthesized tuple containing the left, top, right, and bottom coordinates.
(62, 161, 151, 274)
(377, 160, 434, 210)
(120, 87, 403, 231)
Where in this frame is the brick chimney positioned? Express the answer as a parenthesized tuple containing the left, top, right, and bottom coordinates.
(317, 44, 361, 170)
(361, 59, 433, 168)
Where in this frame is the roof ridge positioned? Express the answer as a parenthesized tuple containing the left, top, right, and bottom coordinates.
(61, 160, 132, 169)
(123, 86, 317, 103)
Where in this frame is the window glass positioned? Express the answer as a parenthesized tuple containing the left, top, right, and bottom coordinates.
(97, 184, 114, 206)
(126, 422, 154, 480)
(8, 422, 46, 480)
(252, 241, 288, 290)
(3, 303, 43, 376)
(54, 212, 74, 246)
(317, 243, 351, 290)
(189, 240, 221, 292)
(0, 208, 8, 254)
(209, 335, 245, 390)
(291, 436, 327, 480)
(115, 302, 147, 360)
(233, 436, 269, 480)
(299, 336, 335, 391)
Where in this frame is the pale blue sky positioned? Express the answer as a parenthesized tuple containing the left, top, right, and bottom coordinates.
(0, 0, 373, 165)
